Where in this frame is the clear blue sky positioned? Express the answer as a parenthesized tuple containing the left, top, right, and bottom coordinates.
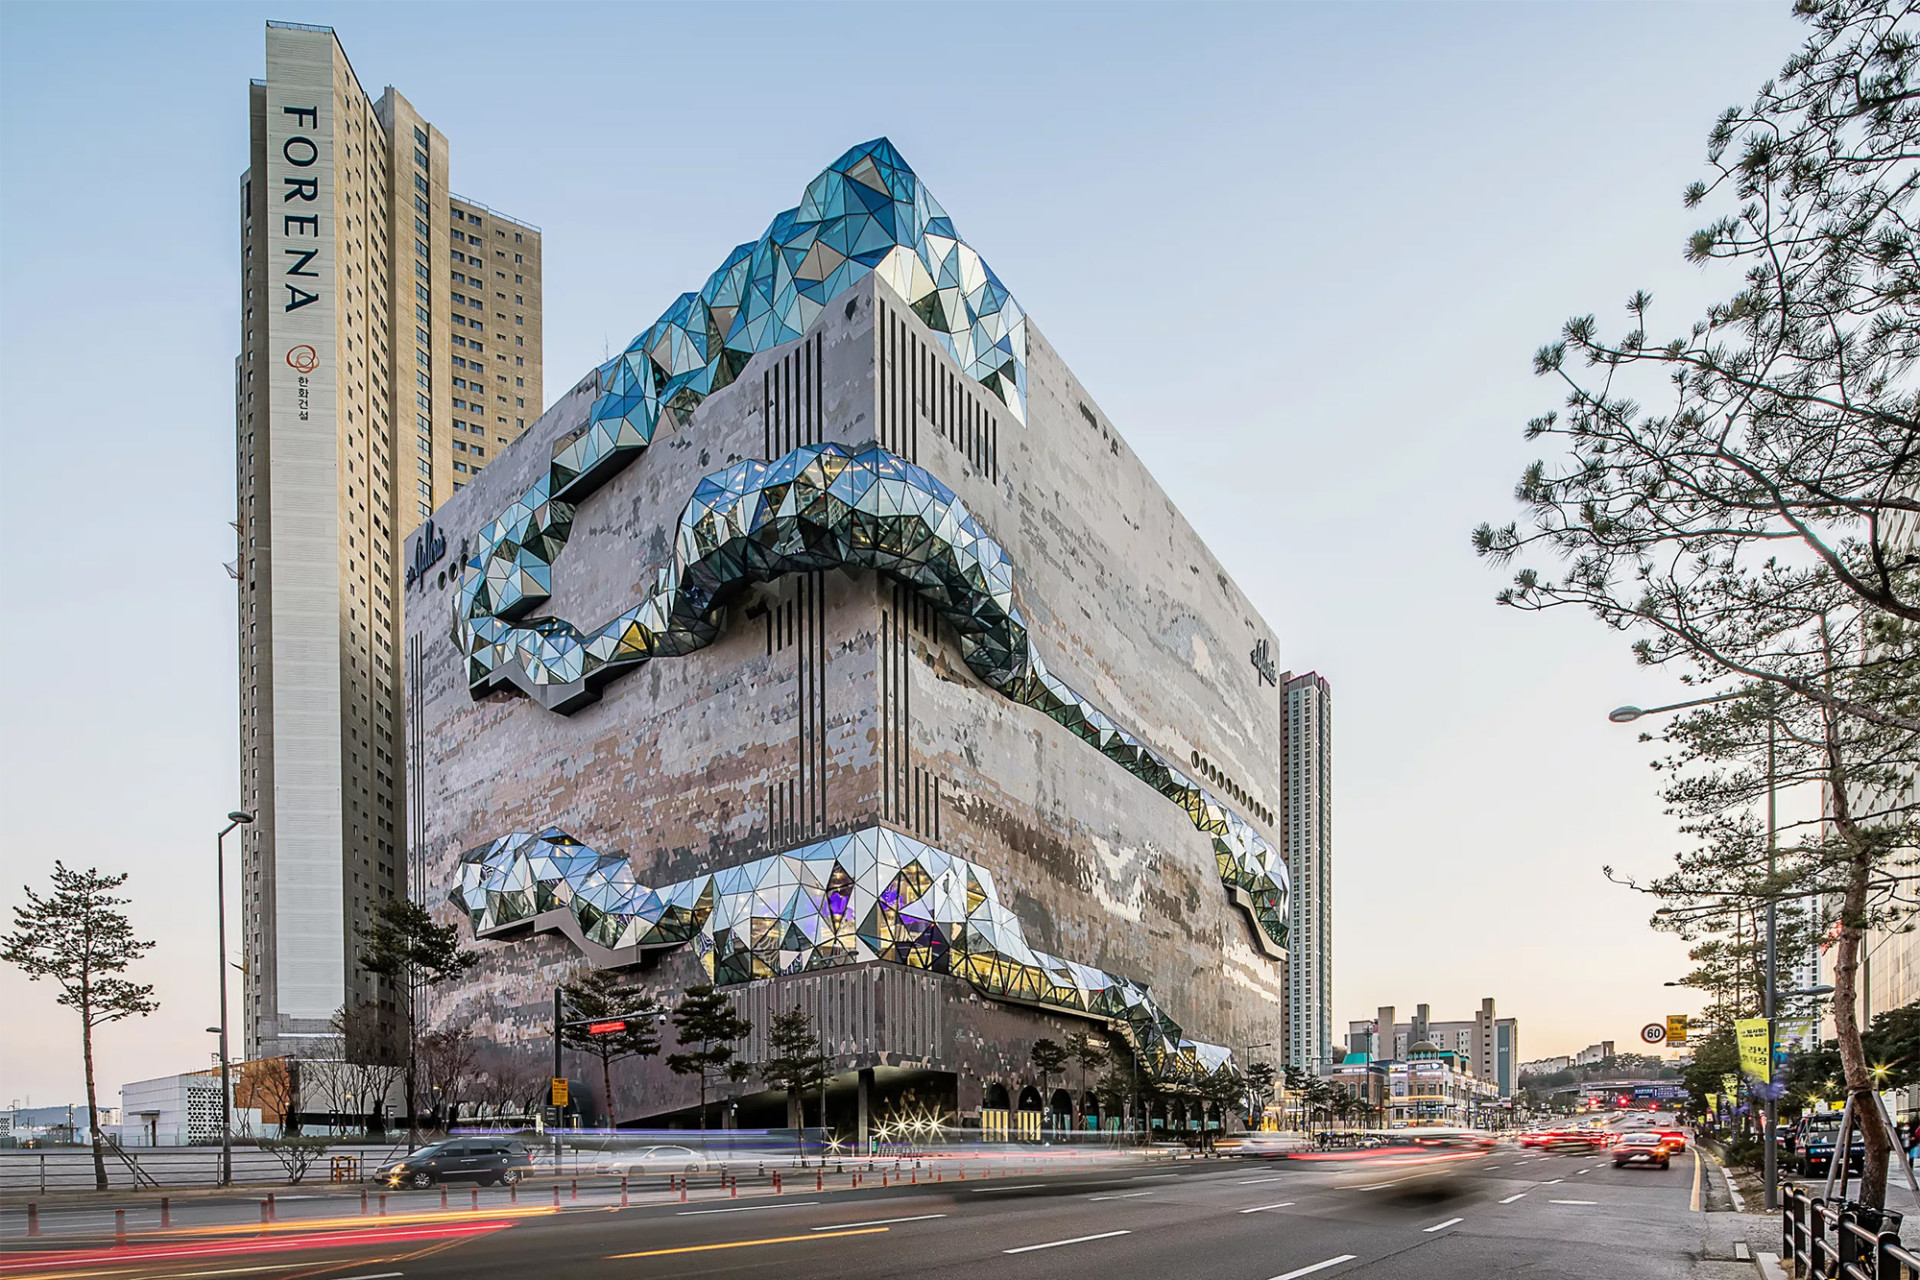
(0, 1, 1806, 1103)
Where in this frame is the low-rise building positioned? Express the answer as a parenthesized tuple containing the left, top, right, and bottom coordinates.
(1389, 1041, 1500, 1129)
(1345, 999, 1519, 1097)
(118, 1071, 259, 1147)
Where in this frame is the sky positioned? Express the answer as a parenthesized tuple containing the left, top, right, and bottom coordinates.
(0, 0, 1813, 1106)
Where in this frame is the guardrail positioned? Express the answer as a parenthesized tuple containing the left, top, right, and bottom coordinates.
(1780, 1183, 1918, 1279)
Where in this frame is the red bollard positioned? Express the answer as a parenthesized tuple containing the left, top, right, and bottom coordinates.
(160, 1197, 171, 1228)
(267, 1193, 277, 1221)
(260, 1200, 271, 1227)
(774, 1171, 782, 1195)
(553, 1185, 561, 1208)
(730, 1177, 738, 1199)
(510, 1181, 518, 1204)
(816, 1169, 823, 1192)
(882, 1173, 889, 1187)
(911, 1169, 917, 1185)
(114, 1209, 126, 1248)
(679, 1180, 687, 1204)
(958, 1166, 965, 1180)
(26, 1203, 37, 1238)
(571, 1177, 578, 1201)
(441, 1186, 449, 1210)
(471, 1188, 479, 1210)
(379, 1194, 387, 1216)
(621, 1176, 629, 1209)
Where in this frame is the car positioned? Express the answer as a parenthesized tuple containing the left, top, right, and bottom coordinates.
(1656, 1129, 1688, 1152)
(1791, 1117, 1865, 1177)
(373, 1137, 533, 1189)
(1613, 1132, 1673, 1170)
(596, 1144, 709, 1175)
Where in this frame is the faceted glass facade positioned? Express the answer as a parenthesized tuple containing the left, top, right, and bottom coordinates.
(454, 825, 1233, 1082)
(457, 441, 1288, 955)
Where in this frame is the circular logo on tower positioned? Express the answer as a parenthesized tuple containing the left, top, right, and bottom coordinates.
(286, 345, 319, 374)
(1640, 1022, 1667, 1044)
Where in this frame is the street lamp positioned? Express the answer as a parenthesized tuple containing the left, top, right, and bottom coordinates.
(1611, 689, 1781, 1208)
(215, 810, 253, 1187)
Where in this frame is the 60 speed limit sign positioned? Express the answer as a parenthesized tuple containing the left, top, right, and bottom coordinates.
(1641, 1022, 1667, 1044)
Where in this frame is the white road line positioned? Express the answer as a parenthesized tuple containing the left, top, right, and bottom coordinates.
(811, 1214, 948, 1230)
(1548, 1199, 1598, 1205)
(972, 1184, 1047, 1193)
(1004, 1230, 1132, 1254)
(1542, 1178, 1563, 1185)
(676, 1201, 820, 1215)
(1239, 1201, 1296, 1213)
(335, 1275, 406, 1280)
(1237, 1175, 1291, 1184)
(1483, 1164, 1501, 1169)
(1268, 1256, 1357, 1280)
(1088, 1192, 1153, 1200)
(1498, 1193, 1526, 1204)
(1423, 1217, 1463, 1233)
(1357, 1180, 1402, 1190)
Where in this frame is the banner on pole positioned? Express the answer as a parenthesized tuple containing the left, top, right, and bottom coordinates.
(1735, 1019, 1771, 1079)
(1706, 1092, 1719, 1111)
(1666, 1014, 1690, 1048)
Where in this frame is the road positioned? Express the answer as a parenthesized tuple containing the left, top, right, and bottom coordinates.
(2, 1139, 1711, 1280)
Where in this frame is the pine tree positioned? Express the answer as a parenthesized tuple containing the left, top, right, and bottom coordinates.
(1030, 1038, 1069, 1130)
(357, 897, 475, 1148)
(560, 969, 662, 1127)
(760, 1006, 829, 1146)
(2, 863, 159, 1191)
(667, 984, 752, 1134)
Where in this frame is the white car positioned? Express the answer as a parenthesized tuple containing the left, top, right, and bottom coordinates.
(595, 1144, 710, 1175)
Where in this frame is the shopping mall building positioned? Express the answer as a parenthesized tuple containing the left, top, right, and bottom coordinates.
(406, 139, 1325, 1135)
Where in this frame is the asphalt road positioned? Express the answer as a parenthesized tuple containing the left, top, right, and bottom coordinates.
(3, 1142, 1710, 1280)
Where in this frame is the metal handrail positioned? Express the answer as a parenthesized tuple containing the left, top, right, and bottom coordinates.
(1780, 1183, 1915, 1279)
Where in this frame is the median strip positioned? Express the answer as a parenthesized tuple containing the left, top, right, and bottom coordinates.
(610, 1226, 888, 1258)
(1269, 1255, 1357, 1280)
(1003, 1230, 1132, 1254)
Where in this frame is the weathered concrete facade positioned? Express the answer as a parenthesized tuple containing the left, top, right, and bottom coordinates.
(408, 273, 1294, 1125)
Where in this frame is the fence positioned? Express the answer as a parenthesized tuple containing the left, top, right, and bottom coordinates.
(1780, 1183, 1919, 1279)
(0, 1144, 407, 1194)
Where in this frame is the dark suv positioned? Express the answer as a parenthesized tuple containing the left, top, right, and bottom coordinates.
(1790, 1117, 1865, 1178)
(373, 1138, 534, 1189)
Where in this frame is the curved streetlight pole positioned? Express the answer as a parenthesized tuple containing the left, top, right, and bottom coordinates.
(215, 811, 253, 1187)
(1611, 690, 1779, 1208)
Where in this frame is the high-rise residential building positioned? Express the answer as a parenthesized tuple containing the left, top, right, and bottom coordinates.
(1282, 670, 1333, 1069)
(404, 139, 1314, 1136)
(1345, 1000, 1520, 1097)
(234, 21, 543, 1059)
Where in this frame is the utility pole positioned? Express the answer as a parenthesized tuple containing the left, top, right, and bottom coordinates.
(551, 988, 564, 1171)
(1763, 706, 1779, 1211)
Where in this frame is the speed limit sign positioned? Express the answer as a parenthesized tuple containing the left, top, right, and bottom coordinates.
(1641, 1022, 1667, 1045)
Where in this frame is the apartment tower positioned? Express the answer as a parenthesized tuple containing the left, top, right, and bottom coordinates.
(235, 21, 543, 1058)
(1283, 670, 1333, 1069)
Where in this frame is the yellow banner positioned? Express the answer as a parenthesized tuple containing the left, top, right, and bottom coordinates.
(1666, 1014, 1689, 1047)
(1735, 1018, 1771, 1079)
(1721, 1074, 1740, 1102)
(1706, 1093, 1719, 1111)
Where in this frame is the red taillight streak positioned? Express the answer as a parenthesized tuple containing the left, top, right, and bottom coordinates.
(1, 1219, 512, 1273)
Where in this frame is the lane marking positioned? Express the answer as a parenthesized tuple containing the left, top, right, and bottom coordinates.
(1499, 1193, 1526, 1204)
(1423, 1217, 1463, 1233)
(335, 1275, 406, 1280)
(1237, 1175, 1292, 1184)
(1690, 1149, 1704, 1213)
(1548, 1199, 1598, 1205)
(811, 1214, 947, 1230)
(1269, 1256, 1357, 1280)
(1357, 1180, 1402, 1190)
(1004, 1229, 1132, 1254)
(1542, 1178, 1563, 1185)
(676, 1201, 819, 1215)
(1483, 1164, 1501, 1169)
(1239, 1201, 1296, 1213)
(973, 1183, 1047, 1193)
(1088, 1192, 1153, 1200)
(613, 1225, 887, 1258)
